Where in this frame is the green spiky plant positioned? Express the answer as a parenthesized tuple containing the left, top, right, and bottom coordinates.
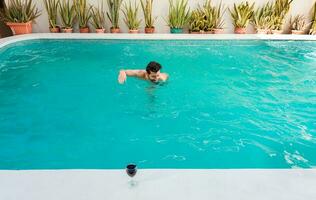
(140, 0, 155, 29)
(1, 0, 40, 23)
(271, 0, 293, 30)
(74, 0, 92, 29)
(167, 0, 190, 30)
(59, 0, 76, 29)
(229, 1, 254, 29)
(189, 8, 206, 33)
(310, 2, 316, 35)
(211, 1, 225, 30)
(203, 0, 214, 31)
(252, 2, 273, 31)
(202, 0, 225, 32)
(290, 15, 307, 31)
(91, 3, 106, 30)
(44, 0, 60, 29)
(122, 1, 141, 31)
(107, 0, 123, 29)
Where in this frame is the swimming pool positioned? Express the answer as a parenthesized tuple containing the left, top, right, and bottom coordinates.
(0, 38, 315, 169)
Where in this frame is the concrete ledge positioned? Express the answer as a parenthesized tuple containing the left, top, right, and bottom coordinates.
(0, 169, 315, 200)
(0, 33, 316, 49)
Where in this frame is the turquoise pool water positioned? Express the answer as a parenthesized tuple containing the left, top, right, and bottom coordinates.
(0, 39, 316, 169)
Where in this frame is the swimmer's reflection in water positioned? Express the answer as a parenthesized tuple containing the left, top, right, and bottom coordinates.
(145, 81, 166, 105)
(118, 61, 169, 84)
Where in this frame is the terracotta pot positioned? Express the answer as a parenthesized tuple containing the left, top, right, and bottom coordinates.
(79, 27, 90, 33)
(234, 27, 246, 34)
(256, 28, 268, 34)
(50, 27, 60, 33)
(6, 21, 32, 35)
(271, 29, 283, 34)
(205, 30, 214, 34)
(190, 30, 203, 34)
(110, 28, 120, 33)
(291, 30, 305, 35)
(145, 27, 155, 34)
(213, 28, 224, 34)
(129, 29, 139, 34)
(62, 28, 73, 33)
(95, 29, 105, 33)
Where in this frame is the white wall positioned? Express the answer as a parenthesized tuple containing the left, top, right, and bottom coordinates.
(30, 0, 315, 33)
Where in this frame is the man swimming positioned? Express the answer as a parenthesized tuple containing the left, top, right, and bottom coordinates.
(118, 61, 168, 84)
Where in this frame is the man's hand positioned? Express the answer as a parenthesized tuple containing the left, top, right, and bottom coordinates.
(118, 70, 127, 84)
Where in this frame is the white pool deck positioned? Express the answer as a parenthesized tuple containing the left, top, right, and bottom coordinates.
(0, 169, 316, 200)
(0, 34, 316, 200)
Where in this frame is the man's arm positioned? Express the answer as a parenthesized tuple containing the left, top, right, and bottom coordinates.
(160, 73, 169, 82)
(118, 70, 145, 84)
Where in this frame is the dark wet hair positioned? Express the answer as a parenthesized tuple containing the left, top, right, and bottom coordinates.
(146, 61, 162, 74)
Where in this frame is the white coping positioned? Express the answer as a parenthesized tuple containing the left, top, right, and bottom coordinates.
(1, 33, 316, 200)
(0, 33, 316, 49)
(0, 169, 316, 200)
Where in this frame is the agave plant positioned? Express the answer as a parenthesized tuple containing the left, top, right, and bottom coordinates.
(203, 0, 214, 31)
(122, 1, 141, 31)
(211, 1, 225, 30)
(167, 0, 190, 29)
(107, 0, 123, 29)
(44, 0, 60, 29)
(310, 2, 316, 35)
(59, 0, 76, 29)
(1, 0, 40, 23)
(91, 3, 106, 30)
(230, 1, 254, 29)
(290, 15, 307, 31)
(140, 0, 155, 29)
(189, 9, 206, 32)
(74, 0, 92, 29)
(252, 2, 273, 31)
(271, 0, 293, 30)
(202, 0, 225, 32)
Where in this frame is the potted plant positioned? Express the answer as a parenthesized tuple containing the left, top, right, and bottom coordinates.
(140, 0, 156, 33)
(290, 15, 307, 35)
(203, 0, 214, 34)
(44, 0, 60, 33)
(122, 1, 141, 33)
(75, 0, 91, 33)
(1, 0, 40, 35)
(210, 2, 225, 34)
(59, 0, 76, 33)
(167, 0, 190, 34)
(252, 2, 273, 34)
(189, 9, 205, 34)
(229, 2, 254, 34)
(107, 0, 123, 33)
(91, 4, 106, 33)
(270, 0, 293, 34)
(310, 2, 316, 35)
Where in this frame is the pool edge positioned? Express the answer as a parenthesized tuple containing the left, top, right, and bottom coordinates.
(1, 33, 316, 49)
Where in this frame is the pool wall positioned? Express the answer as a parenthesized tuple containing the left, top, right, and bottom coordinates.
(30, 0, 314, 34)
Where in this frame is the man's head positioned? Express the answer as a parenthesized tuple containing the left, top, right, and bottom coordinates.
(146, 61, 162, 82)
